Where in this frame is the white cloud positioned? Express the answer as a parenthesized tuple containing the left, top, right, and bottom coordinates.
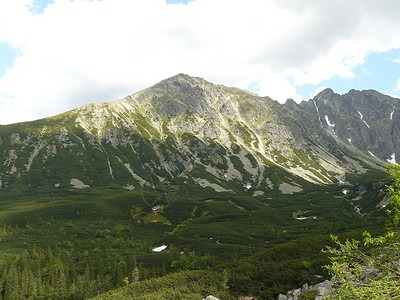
(396, 78, 400, 92)
(257, 72, 303, 103)
(0, 0, 32, 46)
(311, 86, 327, 99)
(1, 0, 400, 124)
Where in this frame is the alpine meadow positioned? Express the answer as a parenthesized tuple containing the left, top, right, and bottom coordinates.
(1, 74, 399, 299)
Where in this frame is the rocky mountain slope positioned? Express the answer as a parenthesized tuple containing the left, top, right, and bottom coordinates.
(0, 74, 392, 194)
(291, 88, 399, 163)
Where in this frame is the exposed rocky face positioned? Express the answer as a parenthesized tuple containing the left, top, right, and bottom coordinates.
(0, 74, 392, 193)
(291, 88, 400, 163)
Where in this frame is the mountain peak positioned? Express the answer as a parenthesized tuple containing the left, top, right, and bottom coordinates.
(313, 88, 335, 99)
(156, 73, 203, 87)
(164, 73, 193, 82)
(284, 98, 297, 106)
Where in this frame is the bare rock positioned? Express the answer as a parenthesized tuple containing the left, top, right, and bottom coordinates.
(203, 296, 220, 300)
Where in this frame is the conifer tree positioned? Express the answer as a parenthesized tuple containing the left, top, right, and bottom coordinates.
(56, 265, 68, 299)
(35, 267, 43, 297)
(20, 266, 33, 298)
(4, 262, 19, 300)
(131, 267, 140, 283)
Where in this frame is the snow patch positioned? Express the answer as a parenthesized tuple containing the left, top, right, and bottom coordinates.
(312, 100, 323, 128)
(70, 178, 89, 189)
(358, 111, 370, 128)
(348, 138, 352, 143)
(152, 245, 168, 252)
(54, 183, 60, 187)
(324, 115, 335, 128)
(368, 151, 376, 158)
(324, 115, 336, 135)
(377, 198, 389, 209)
(391, 106, 395, 120)
(387, 153, 397, 164)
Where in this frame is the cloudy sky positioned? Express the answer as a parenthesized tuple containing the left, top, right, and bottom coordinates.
(0, 0, 400, 124)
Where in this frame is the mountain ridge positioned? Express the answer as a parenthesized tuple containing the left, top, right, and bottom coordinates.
(0, 74, 393, 193)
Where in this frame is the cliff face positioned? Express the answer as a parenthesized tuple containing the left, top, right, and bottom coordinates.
(0, 74, 391, 193)
(293, 88, 399, 162)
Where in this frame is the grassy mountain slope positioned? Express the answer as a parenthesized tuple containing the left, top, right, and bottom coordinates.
(0, 74, 384, 194)
(0, 74, 394, 299)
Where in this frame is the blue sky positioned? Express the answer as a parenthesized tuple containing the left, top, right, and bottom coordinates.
(297, 49, 400, 99)
(0, 0, 400, 124)
(27, 0, 194, 14)
(0, 43, 17, 78)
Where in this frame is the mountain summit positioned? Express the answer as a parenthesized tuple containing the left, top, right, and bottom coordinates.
(0, 74, 392, 193)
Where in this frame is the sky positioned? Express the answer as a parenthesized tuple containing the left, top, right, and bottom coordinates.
(0, 0, 400, 124)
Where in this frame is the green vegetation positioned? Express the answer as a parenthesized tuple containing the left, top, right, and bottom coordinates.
(326, 164, 400, 299)
(0, 168, 389, 299)
(0, 71, 398, 300)
(90, 270, 236, 300)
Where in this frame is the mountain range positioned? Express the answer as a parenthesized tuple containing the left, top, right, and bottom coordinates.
(0, 73, 396, 194)
(0, 73, 398, 299)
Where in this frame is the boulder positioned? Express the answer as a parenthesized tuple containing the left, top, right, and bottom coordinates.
(302, 283, 309, 292)
(203, 296, 220, 300)
(293, 288, 301, 296)
(317, 287, 328, 297)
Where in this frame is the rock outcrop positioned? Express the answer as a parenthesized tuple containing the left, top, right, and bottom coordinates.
(277, 280, 332, 300)
(203, 295, 220, 300)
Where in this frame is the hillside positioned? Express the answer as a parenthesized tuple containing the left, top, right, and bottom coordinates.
(0, 74, 395, 299)
(0, 74, 387, 192)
